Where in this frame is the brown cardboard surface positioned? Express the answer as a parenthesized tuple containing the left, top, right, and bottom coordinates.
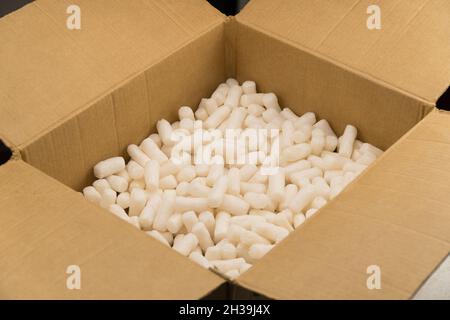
(0, 160, 225, 299)
(236, 109, 450, 299)
(233, 18, 433, 151)
(0, 0, 224, 150)
(238, 0, 450, 103)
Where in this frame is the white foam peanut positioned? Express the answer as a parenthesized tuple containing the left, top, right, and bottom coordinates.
(127, 160, 144, 180)
(93, 178, 110, 193)
(289, 185, 317, 214)
(167, 212, 183, 234)
(199, 210, 215, 236)
(242, 80, 256, 94)
(252, 221, 289, 243)
(210, 258, 246, 273)
(173, 233, 198, 256)
(143, 160, 159, 192)
(83, 186, 102, 204)
(176, 165, 196, 183)
(279, 184, 298, 211)
(204, 106, 231, 129)
(153, 190, 176, 231)
(176, 196, 209, 213)
(127, 144, 150, 167)
(338, 125, 357, 158)
(141, 138, 168, 164)
(282, 143, 311, 162)
(100, 188, 117, 208)
(138, 205, 156, 231)
(244, 192, 271, 210)
(192, 222, 214, 251)
(262, 93, 281, 112)
(214, 211, 231, 243)
(219, 194, 250, 216)
(159, 175, 177, 189)
(182, 211, 199, 232)
(93, 157, 125, 179)
(249, 243, 274, 260)
(128, 188, 147, 217)
(189, 251, 210, 269)
(205, 246, 222, 261)
(208, 175, 228, 208)
(224, 85, 243, 108)
(268, 170, 285, 202)
(108, 204, 129, 222)
(178, 106, 195, 121)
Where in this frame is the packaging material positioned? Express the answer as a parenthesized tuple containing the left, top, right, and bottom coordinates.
(0, 0, 449, 299)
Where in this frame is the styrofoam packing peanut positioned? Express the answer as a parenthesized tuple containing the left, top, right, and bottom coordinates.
(141, 138, 168, 164)
(305, 208, 319, 219)
(83, 79, 384, 279)
(128, 216, 141, 229)
(249, 244, 274, 260)
(176, 196, 209, 213)
(176, 165, 196, 183)
(167, 212, 183, 234)
(239, 164, 258, 181)
(240, 93, 263, 107)
(176, 181, 190, 196)
(92, 178, 110, 193)
(192, 222, 214, 251)
(159, 160, 179, 178)
(273, 213, 294, 232)
(128, 188, 147, 217)
(138, 205, 156, 231)
(181, 211, 198, 233)
(294, 112, 316, 127)
(108, 204, 129, 222)
(242, 80, 256, 94)
(126, 160, 144, 180)
(248, 171, 268, 184)
(293, 213, 306, 228)
(210, 258, 246, 274)
(240, 182, 266, 194)
(244, 192, 271, 210)
(148, 133, 162, 148)
(153, 190, 176, 231)
(280, 108, 298, 121)
(282, 143, 311, 162)
(289, 185, 317, 214)
(252, 221, 289, 243)
(279, 184, 298, 211)
(338, 125, 357, 158)
(198, 211, 215, 236)
(100, 188, 116, 208)
(281, 120, 295, 148)
(311, 128, 326, 156)
(214, 211, 231, 243)
(189, 251, 210, 269)
(205, 245, 222, 261)
(173, 233, 198, 256)
(187, 181, 211, 198)
(94, 157, 125, 179)
(127, 144, 150, 167)
(159, 175, 177, 189)
(219, 194, 250, 216)
(83, 186, 102, 204)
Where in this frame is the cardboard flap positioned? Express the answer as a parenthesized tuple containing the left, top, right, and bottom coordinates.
(236, 109, 450, 299)
(0, 0, 224, 149)
(238, 0, 450, 103)
(0, 160, 224, 299)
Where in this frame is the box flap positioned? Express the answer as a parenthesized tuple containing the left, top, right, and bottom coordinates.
(0, 0, 224, 149)
(238, 0, 450, 103)
(0, 160, 225, 299)
(236, 109, 450, 299)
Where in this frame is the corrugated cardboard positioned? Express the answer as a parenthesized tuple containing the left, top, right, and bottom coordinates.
(0, 160, 225, 299)
(1, 0, 450, 299)
(238, 0, 450, 103)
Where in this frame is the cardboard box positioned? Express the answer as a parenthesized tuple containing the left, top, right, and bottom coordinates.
(0, 0, 449, 299)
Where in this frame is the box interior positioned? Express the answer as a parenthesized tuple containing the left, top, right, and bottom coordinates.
(19, 18, 433, 192)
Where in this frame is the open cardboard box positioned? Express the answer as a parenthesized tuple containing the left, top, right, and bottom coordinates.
(1, 0, 450, 299)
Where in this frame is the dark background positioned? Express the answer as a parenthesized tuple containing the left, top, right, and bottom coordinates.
(0, 0, 448, 165)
